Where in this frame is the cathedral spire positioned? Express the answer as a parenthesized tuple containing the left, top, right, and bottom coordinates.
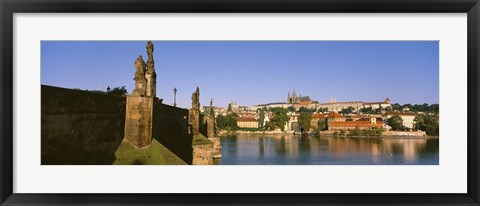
(292, 89, 297, 103)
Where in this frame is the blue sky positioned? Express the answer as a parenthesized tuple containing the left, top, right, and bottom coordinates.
(41, 41, 439, 108)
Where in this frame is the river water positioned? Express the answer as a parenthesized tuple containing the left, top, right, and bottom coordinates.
(214, 134, 439, 165)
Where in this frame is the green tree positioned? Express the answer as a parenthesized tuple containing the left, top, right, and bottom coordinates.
(403, 104, 412, 111)
(349, 126, 361, 136)
(298, 112, 312, 133)
(287, 106, 296, 113)
(225, 113, 238, 130)
(258, 108, 266, 128)
(109, 86, 128, 96)
(401, 103, 439, 114)
(414, 114, 439, 136)
(299, 107, 315, 114)
(392, 103, 402, 111)
(429, 104, 439, 114)
(385, 106, 392, 112)
(317, 118, 327, 131)
(387, 115, 404, 131)
(269, 107, 289, 131)
(216, 113, 238, 131)
(318, 107, 328, 113)
(359, 107, 373, 114)
(339, 106, 355, 114)
(216, 115, 227, 129)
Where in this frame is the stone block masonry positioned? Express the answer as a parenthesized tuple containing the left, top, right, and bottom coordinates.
(383, 131, 427, 137)
(41, 85, 126, 165)
(124, 96, 154, 148)
(200, 115, 215, 138)
(189, 110, 200, 136)
(41, 85, 193, 164)
(153, 102, 193, 164)
(192, 144, 214, 165)
(208, 137, 221, 159)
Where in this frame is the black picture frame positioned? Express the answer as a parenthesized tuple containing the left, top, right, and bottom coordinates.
(1, 0, 479, 205)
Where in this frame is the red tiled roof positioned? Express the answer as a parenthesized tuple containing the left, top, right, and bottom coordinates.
(237, 117, 257, 122)
(329, 120, 383, 127)
(298, 101, 312, 105)
(326, 112, 344, 118)
(318, 101, 363, 105)
(364, 101, 389, 105)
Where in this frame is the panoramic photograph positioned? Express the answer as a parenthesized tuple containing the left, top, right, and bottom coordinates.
(41, 41, 439, 165)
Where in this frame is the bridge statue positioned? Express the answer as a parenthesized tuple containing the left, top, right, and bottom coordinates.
(145, 41, 157, 97)
(191, 86, 200, 110)
(189, 87, 200, 136)
(132, 55, 146, 97)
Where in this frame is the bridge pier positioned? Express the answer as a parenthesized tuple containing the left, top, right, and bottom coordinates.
(124, 96, 154, 148)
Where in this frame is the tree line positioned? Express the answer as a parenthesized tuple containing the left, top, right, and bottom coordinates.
(386, 114, 439, 136)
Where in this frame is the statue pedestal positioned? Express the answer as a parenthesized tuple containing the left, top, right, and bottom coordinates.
(124, 96, 154, 148)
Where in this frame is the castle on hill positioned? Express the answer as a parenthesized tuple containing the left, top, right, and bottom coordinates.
(252, 90, 391, 113)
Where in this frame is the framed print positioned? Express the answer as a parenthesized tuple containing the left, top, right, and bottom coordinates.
(1, 0, 479, 205)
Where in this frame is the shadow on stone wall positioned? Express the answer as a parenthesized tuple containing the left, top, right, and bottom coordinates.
(200, 114, 207, 137)
(41, 85, 126, 165)
(153, 102, 193, 164)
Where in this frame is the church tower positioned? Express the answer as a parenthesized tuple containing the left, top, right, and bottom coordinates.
(384, 97, 391, 104)
(288, 92, 291, 103)
(292, 89, 297, 103)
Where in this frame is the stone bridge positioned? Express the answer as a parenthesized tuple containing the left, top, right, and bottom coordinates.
(41, 41, 219, 165)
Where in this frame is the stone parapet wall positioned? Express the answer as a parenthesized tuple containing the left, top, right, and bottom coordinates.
(41, 85, 126, 164)
(189, 110, 200, 136)
(153, 102, 193, 164)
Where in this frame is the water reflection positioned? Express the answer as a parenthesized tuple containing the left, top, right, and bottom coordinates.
(216, 134, 439, 165)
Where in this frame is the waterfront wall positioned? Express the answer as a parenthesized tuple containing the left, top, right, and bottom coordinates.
(218, 130, 428, 137)
(217, 130, 284, 136)
(321, 130, 427, 137)
(192, 143, 213, 165)
(383, 131, 427, 137)
(208, 137, 221, 157)
(191, 137, 220, 165)
(41, 85, 126, 165)
(319, 131, 336, 136)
